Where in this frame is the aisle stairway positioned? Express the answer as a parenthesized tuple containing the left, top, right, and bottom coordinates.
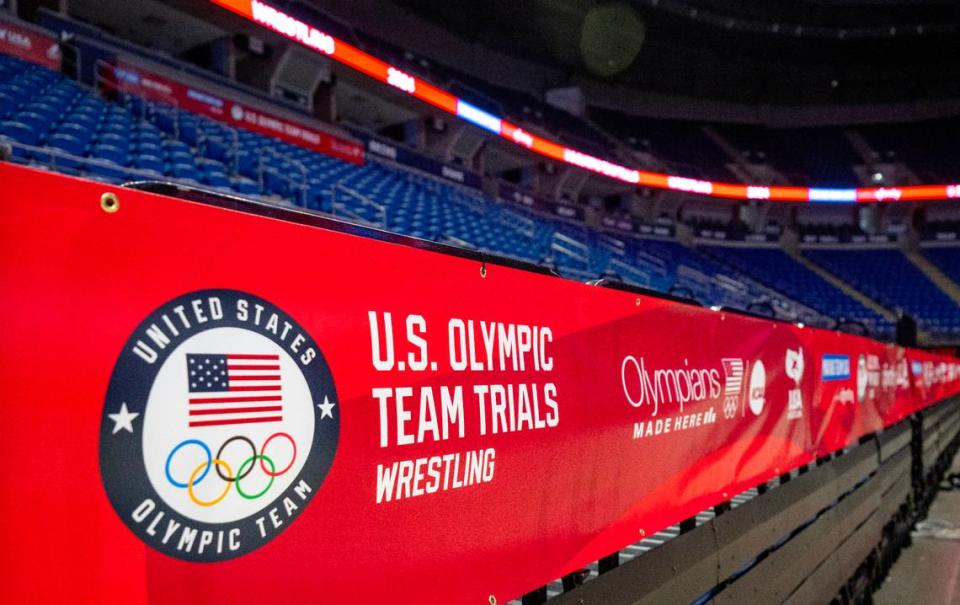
(805, 248, 960, 338)
(907, 247, 960, 304)
(704, 245, 894, 337)
(789, 249, 894, 320)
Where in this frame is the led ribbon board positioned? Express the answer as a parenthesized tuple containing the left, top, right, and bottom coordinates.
(207, 0, 960, 204)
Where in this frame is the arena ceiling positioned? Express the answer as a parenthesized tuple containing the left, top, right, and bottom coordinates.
(388, 0, 960, 105)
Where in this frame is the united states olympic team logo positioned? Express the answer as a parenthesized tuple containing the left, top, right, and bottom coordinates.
(99, 289, 339, 562)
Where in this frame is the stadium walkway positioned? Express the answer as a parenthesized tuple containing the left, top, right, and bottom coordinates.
(875, 457, 960, 605)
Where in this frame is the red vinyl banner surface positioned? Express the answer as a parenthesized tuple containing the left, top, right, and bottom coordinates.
(807, 333, 915, 455)
(103, 61, 365, 165)
(0, 17, 61, 71)
(1, 163, 959, 604)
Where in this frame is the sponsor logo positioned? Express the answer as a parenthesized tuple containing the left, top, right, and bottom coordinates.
(858, 354, 879, 403)
(821, 354, 850, 381)
(621, 356, 722, 417)
(230, 104, 245, 121)
(721, 358, 744, 419)
(99, 289, 339, 561)
(873, 188, 902, 202)
(857, 353, 870, 403)
(368, 139, 398, 160)
(881, 361, 898, 390)
(832, 388, 856, 405)
(896, 359, 910, 389)
(330, 138, 362, 157)
(621, 356, 720, 438)
(441, 165, 465, 183)
(114, 67, 142, 86)
(748, 360, 766, 416)
(786, 348, 804, 384)
(187, 88, 224, 110)
(786, 347, 804, 420)
(0, 27, 32, 51)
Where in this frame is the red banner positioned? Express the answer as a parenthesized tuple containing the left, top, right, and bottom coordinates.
(104, 61, 364, 165)
(0, 163, 958, 604)
(0, 17, 61, 71)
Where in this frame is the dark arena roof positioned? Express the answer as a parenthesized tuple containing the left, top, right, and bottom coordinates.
(388, 0, 960, 105)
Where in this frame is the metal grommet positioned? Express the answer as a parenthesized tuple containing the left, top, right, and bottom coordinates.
(480, 263, 487, 279)
(100, 192, 119, 213)
(635, 297, 641, 306)
(488, 596, 497, 605)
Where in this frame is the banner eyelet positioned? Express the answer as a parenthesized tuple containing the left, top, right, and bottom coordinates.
(100, 192, 120, 213)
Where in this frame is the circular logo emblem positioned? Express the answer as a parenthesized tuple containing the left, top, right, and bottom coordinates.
(99, 290, 339, 562)
(748, 360, 766, 416)
(856, 354, 868, 404)
(231, 104, 244, 121)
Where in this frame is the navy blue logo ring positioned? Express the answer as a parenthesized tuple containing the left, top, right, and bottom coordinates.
(99, 289, 339, 562)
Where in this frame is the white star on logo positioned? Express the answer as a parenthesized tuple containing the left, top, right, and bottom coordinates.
(108, 402, 139, 434)
(317, 395, 336, 419)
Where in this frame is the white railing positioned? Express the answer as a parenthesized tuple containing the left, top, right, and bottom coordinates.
(495, 207, 536, 239)
(258, 146, 308, 205)
(1, 137, 171, 182)
(331, 185, 387, 228)
(439, 234, 475, 249)
(552, 231, 590, 259)
(598, 233, 626, 257)
(608, 258, 653, 286)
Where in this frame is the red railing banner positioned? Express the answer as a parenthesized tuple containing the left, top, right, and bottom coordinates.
(103, 61, 365, 165)
(809, 333, 897, 454)
(0, 163, 958, 604)
(0, 17, 61, 71)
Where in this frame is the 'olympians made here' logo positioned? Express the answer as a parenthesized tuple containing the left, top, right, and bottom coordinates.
(99, 289, 339, 562)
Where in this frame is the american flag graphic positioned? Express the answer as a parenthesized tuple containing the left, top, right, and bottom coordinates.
(721, 358, 744, 396)
(186, 353, 283, 428)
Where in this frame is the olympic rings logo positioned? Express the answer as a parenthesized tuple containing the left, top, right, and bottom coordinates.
(164, 433, 297, 507)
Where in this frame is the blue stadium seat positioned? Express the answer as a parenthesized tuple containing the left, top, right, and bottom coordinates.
(0, 47, 954, 342)
(46, 132, 85, 156)
(806, 248, 957, 335)
(1, 120, 38, 146)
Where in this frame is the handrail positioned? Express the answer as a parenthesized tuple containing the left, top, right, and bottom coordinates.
(608, 257, 653, 285)
(331, 184, 387, 228)
(0, 138, 180, 182)
(495, 208, 537, 239)
(260, 146, 308, 205)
